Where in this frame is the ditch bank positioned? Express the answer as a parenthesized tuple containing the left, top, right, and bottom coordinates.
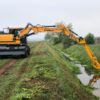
(61, 51, 100, 99)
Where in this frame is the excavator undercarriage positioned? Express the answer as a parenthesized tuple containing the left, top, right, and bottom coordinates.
(0, 44, 30, 57)
(0, 28, 30, 57)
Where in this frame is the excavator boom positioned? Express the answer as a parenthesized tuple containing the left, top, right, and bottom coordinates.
(0, 23, 100, 70)
(18, 23, 100, 69)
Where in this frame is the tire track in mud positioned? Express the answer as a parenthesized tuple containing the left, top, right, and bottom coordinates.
(16, 42, 43, 76)
(0, 59, 17, 76)
(0, 42, 43, 100)
(9, 42, 45, 99)
(32, 42, 44, 51)
(0, 42, 41, 77)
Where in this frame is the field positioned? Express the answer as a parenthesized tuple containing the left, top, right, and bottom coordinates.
(0, 41, 98, 100)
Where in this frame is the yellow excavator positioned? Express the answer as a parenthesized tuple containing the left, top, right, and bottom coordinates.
(0, 23, 100, 69)
(0, 23, 100, 85)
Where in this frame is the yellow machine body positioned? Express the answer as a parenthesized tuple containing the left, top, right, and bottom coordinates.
(0, 23, 100, 85)
(0, 34, 20, 44)
(0, 23, 100, 70)
(0, 34, 13, 42)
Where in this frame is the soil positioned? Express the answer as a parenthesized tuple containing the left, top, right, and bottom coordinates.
(0, 59, 17, 76)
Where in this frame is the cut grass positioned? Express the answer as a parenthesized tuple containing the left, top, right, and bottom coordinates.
(0, 42, 98, 100)
(10, 42, 98, 100)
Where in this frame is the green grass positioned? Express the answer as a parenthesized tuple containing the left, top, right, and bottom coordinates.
(0, 58, 30, 100)
(0, 42, 98, 100)
(0, 42, 38, 100)
(64, 44, 100, 74)
(10, 42, 98, 100)
(54, 43, 100, 74)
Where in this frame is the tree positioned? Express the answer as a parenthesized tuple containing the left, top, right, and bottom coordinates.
(45, 23, 76, 48)
(52, 36, 60, 44)
(45, 33, 52, 40)
(85, 33, 95, 44)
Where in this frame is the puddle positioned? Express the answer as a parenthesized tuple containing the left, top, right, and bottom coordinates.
(91, 77, 100, 98)
(76, 64, 93, 85)
(75, 63, 100, 99)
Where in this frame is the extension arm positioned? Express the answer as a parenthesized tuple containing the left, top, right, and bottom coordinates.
(18, 23, 100, 69)
(18, 23, 62, 38)
(60, 24, 100, 69)
(18, 24, 34, 38)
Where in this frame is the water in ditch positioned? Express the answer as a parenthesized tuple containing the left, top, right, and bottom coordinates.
(75, 63, 100, 99)
(60, 51, 100, 99)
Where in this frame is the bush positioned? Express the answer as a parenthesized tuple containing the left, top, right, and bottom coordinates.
(45, 24, 76, 48)
(85, 33, 95, 44)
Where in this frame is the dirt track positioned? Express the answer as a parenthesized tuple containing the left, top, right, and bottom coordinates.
(0, 59, 17, 76)
(0, 43, 38, 76)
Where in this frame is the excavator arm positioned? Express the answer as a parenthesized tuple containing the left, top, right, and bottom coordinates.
(59, 24, 100, 70)
(18, 23, 100, 70)
(18, 23, 62, 38)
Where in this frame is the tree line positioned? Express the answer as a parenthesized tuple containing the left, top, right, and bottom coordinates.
(45, 24, 95, 48)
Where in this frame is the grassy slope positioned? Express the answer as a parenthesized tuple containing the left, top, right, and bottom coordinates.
(54, 43, 100, 73)
(0, 42, 98, 100)
(64, 44, 100, 74)
(10, 42, 97, 100)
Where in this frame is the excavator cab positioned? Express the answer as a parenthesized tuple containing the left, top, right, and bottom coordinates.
(2, 27, 23, 36)
(8, 28, 23, 34)
(3, 28, 9, 34)
(0, 28, 9, 34)
(0, 27, 30, 57)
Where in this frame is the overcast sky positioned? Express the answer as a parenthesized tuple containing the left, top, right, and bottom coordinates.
(0, 0, 100, 41)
